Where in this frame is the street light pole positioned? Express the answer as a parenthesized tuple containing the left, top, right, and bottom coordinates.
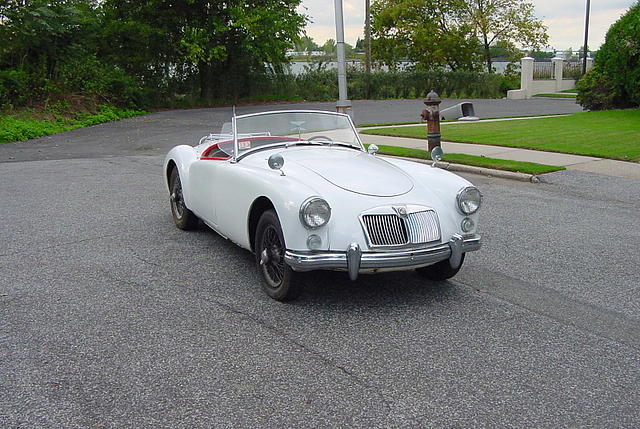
(582, 0, 591, 75)
(365, 0, 371, 75)
(334, 0, 352, 115)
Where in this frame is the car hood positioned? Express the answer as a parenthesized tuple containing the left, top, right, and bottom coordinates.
(285, 147, 414, 197)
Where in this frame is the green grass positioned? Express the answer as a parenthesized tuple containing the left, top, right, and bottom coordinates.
(534, 93, 577, 98)
(358, 113, 568, 128)
(362, 110, 640, 161)
(0, 105, 146, 144)
(561, 89, 578, 93)
(372, 145, 565, 175)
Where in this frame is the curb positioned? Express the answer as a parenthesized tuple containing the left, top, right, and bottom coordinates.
(384, 155, 541, 183)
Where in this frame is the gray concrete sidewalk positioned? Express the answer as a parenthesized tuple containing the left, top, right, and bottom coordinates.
(360, 133, 640, 181)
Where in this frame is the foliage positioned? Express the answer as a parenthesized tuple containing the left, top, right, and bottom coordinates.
(370, 0, 482, 71)
(463, 0, 548, 73)
(0, 105, 146, 143)
(370, 0, 548, 73)
(575, 69, 621, 110)
(362, 110, 640, 161)
(580, 1, 640, 109)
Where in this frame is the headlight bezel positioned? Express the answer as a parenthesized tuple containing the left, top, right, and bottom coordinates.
(299, 197, 332, 229)
(456, 186, 482, 215)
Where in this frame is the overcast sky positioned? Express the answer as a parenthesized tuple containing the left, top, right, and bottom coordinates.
(297, 0, 636, 51)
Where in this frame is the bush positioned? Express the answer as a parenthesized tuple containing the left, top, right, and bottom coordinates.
(0, 70, 31, 107)
(576, 69, 621, 110)
(578, 2, 640, 109)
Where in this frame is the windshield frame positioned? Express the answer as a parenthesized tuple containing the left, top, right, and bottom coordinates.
(232, 110, 364, 162)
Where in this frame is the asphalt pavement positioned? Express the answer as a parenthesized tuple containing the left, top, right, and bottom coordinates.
(1, 99, 639, 428)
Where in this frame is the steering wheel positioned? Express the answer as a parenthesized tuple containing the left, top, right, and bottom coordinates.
(308, 135, 333, 143)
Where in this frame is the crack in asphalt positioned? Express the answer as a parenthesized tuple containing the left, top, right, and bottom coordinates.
(0, 234, 124, 258)
(99, 270, 396, 423)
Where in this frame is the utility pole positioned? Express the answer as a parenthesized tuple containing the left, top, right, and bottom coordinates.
(365, 0, 371, 75)
(582, 0, 591, 75)
(334, 0, 352, 115)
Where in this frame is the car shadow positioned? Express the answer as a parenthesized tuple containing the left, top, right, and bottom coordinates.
(194, 224, 466, 309)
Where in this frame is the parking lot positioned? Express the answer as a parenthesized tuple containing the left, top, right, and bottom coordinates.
(1, 100, 638, 428)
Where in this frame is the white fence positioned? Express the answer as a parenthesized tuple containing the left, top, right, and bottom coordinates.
(507, 57, 593, 99)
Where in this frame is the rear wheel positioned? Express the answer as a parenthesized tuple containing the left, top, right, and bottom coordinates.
(416, 254, 465, 281)
(169, 168, 198, 230)
(254, 210, 299, 301)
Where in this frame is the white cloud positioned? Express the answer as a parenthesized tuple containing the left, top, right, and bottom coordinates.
(299, 0, 636, 50)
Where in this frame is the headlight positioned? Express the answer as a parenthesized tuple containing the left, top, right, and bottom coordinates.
(300, 197, 331, 229)
(456, 186, 482, 215)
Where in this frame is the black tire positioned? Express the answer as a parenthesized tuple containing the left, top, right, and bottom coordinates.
(416, 254, 465, 281)
(254, 210, 299, 301)
(169, 168, 198, 230)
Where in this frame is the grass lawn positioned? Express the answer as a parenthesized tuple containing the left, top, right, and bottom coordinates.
(372, 145, 565, 175)
(362, 110, 640, 162)
(0, 105, 146, 144)
(534, 93, 576, 98)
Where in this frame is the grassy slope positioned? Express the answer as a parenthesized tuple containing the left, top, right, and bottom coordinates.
(362, 110, 640, 161)
(372, 145, 565, 175)
(0, 105, 146, 144)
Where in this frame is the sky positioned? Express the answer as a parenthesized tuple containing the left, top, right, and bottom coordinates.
(297, 0, 637, 51)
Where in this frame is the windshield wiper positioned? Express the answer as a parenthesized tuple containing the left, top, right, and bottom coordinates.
(325, 142, 361, 150)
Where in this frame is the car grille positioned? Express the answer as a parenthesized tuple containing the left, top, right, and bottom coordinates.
(361, 210, 440, 247)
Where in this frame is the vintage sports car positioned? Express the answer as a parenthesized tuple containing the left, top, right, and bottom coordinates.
(164, 110, 482, 300)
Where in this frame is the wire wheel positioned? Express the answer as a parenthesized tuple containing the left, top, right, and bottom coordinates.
(260, 225, 285, 288)
(170, 175, 186, 220)
(254, 210, 299, 301)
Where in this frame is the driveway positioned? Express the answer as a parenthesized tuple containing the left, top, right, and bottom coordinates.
(1, 99, 638, 428)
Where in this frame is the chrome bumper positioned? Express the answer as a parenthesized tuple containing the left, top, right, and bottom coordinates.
(284, 234, 481, 281)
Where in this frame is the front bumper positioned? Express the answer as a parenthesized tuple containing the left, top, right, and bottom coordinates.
(284, 234, 481, 281)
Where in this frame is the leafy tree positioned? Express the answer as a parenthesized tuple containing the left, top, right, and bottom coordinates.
(294, 35, 321, 53)
(370, 0, 481, 71)
(462, 0, 548, 73)
(578, 1, 640, 109)
(322, 39, 336, 56)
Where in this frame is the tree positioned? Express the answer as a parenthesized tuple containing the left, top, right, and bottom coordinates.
(577, 1, 640, 109)
(463, 0, 548, 73)
(322, 39, 336, 56)
(370, 0, 481, 71)
(294, 35, 321, 53)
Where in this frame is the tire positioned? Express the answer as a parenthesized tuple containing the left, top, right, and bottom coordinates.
(169, 168, 198, 230)
(416, 254, 465, 281)
(254, 210, 299, 301)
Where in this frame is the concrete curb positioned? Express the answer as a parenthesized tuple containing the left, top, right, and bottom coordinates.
(384, 155, 541, 183)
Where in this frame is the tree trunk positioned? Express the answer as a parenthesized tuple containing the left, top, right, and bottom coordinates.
(483, 38, 492, 73)
(199, 62, 212, 100)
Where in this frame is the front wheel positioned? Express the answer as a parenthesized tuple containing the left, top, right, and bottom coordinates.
(254, 210, 299, 301)
(416, 254, 465, 281)
(169, 168, 198, 230)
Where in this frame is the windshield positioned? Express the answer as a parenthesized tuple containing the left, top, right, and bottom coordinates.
(233, 111, 362, 158)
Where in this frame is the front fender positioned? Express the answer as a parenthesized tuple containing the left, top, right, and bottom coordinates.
(164, 145, 198, 207)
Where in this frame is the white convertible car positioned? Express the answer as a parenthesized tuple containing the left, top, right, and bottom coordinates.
(164, 110, 482, 300)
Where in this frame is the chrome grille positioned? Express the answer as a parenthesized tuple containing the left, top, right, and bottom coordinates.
(361, 210, 440, 247)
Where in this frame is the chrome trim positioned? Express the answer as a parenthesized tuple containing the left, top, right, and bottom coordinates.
(284, 234, 482, 273)
(456, 186, 482, 215)
(346, 243, 362, 281)
(299, 197, 332, 229)
(359, 205, 441, 249)
(449, 234, 463, 269)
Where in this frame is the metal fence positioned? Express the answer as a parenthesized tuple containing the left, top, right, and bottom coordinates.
(563, 62, 582, 80)
(533, 62, 554, 79)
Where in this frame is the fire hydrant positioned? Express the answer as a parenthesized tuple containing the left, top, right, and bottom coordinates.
(420, 90, 442, 152)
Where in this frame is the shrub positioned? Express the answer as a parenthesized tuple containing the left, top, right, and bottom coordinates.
(576, 69, 621, 110)
(578, 1, 640, 108)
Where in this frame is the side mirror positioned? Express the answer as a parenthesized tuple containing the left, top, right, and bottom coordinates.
(268, 153, 285, 175)
(367, 144, 379, 155)
(431, 146, 443, 167)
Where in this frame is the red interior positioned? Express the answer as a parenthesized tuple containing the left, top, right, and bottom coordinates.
(201, 136, 299, 160)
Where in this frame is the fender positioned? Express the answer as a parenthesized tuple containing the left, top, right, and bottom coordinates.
(164, 145, 198, 208)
